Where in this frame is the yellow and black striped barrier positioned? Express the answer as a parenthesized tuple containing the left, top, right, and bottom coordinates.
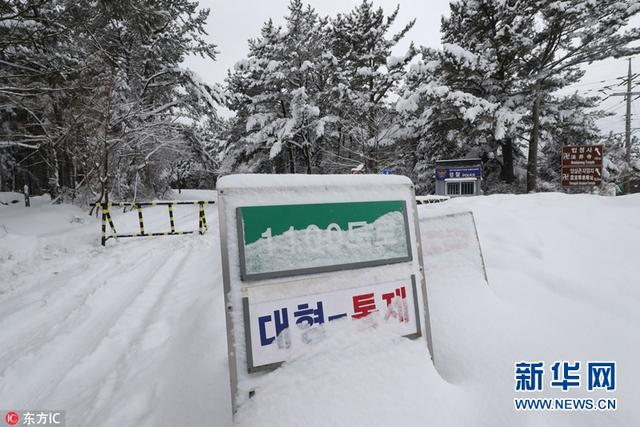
(94, 201, 215, 246)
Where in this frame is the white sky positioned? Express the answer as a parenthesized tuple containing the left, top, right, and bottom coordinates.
(185, 0, 640, 137)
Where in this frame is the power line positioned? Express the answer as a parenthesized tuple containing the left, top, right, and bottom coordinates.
(570, 78, 637, 99)
(573, 73, 640, 98)
(570, 77, 623, 88)
(600, 99, 626, 114)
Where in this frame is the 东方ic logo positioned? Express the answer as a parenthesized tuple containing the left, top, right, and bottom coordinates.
(5, 411, 19, 425)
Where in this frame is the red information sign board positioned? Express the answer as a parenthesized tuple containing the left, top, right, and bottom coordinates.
(561, 145, 603, 187)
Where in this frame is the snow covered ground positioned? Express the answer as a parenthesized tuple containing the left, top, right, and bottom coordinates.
(0, 190, 230, 426)
(1, 191, 639, 426)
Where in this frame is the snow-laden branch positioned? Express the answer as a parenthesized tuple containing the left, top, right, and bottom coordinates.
(0, 140, 42, 149)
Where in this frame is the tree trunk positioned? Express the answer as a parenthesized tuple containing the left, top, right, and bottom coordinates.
(47, 144, 62, 202)
(304, 146, 312, 174)
(527, 90, 542, 192)
(501, 139, 514, 184)
(101, 137, 109, 204)
(24, 185, 30, 207)
(66, 151, 74, 189)
(273, 152, 286, 174)
(286, 142, 295, 173)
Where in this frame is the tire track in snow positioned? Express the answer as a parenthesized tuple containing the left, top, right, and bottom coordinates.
(0, 241, 102, 317)
(0, 237, 192, 409)
(0, 251, 129, 366)
(48, 239, 196, 426)
(83, 234, 232, 427)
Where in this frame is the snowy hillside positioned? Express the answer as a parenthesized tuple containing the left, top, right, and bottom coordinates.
(1, 192, 639, 426)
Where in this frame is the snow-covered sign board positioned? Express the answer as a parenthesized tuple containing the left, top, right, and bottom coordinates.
(217, 174, 432, 413)
(244, 277, 421, 369)
(237, 201, 411, 280)
(561, 145, 603, 187)
(420, 211, 488, 284)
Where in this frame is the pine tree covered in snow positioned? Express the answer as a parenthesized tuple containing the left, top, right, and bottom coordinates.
(4, 0, 640, 196)
(0, 0, 223, 202)
(224, 0, 415, 175)
(0, 0, 80, 199)
(521, 0, 640, 191)
(602, 132, 640, 194)
(225, 1, 334, 174)
(537, 93, 606, 190)
(397, 0, 536, 193)
(397, 0, 640, 194)
(328, 1, 416, 173)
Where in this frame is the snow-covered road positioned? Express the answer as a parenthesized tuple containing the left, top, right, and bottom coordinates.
(0, 195, 232, 426)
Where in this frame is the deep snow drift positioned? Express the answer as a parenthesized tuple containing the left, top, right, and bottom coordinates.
(1, 191, 639, 426)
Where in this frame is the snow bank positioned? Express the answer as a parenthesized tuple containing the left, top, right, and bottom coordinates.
(235, 193, 640, 426)
(0, 192, 22, 205)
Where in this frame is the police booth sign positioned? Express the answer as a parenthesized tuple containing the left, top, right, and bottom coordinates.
(217, 175, 432, 412)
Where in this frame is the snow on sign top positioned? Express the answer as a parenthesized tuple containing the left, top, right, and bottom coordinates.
(217, 173, 411, 190)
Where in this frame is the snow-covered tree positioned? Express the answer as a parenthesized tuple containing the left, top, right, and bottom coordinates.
(328, 1, 416, 173)
(397, 0, 534, 192)
(1, 0, 222, 202)
(602, 132, 640, 194)
(225, 0, 415, 175)
(0, 0, 81, 198)
(398, 0, 640, 194)
(226, 1, 334, 174)
(522, 0, 640, 191)
(537, 93, 605, 189)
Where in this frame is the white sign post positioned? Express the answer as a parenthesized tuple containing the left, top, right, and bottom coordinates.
(217, 174, 433, 413)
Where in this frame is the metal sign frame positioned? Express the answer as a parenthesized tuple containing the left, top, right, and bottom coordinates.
(217, 177, 434, 415)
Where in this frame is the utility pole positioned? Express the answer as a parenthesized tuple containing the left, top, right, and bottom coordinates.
(612, 58, 640, 194)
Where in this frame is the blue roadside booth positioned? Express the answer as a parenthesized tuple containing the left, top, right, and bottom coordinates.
(434, 158, 483, 197)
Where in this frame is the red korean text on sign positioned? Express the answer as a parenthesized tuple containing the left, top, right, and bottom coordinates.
(352, 293, 377, 319)
(382, 286, 409, 322)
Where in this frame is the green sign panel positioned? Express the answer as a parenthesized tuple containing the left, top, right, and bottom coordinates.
(237, 200, 412, 280)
